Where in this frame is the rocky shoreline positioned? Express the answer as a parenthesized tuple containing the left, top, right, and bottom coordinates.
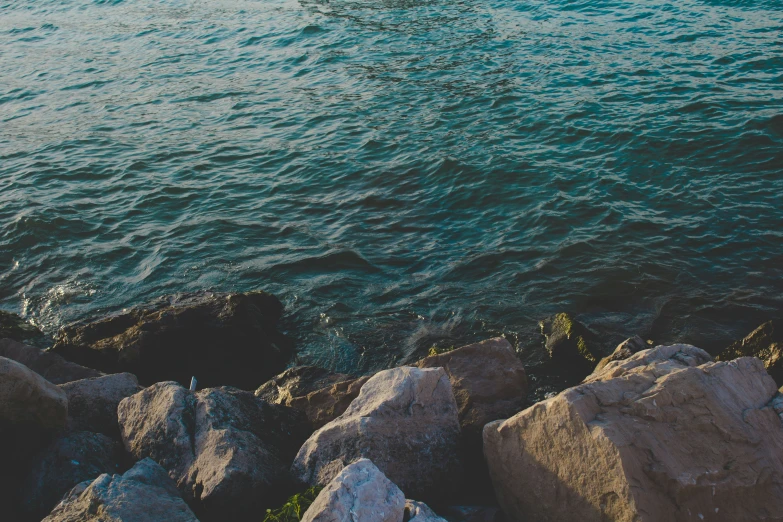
(1, 289, 783, 521)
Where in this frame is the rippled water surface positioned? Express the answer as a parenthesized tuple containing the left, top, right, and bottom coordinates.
(1, 0, 782, 373)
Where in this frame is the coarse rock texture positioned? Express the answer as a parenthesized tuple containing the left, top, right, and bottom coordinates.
(0, 355, 68, 434)
(41, 458, 198, 522)
(118, 381, 311, 521)
(0, 310, 50, 347)
(717, 319, 783, 385)
(484, 344, 783, 522)
(301, 458, 405, 522)
(292, 366, 462, 501)
(255, 366, 352, 405)
(539, 313, 600, 377)
(52, 290, 294, 389)
(286, 375, 371, 430)
(21, 431, 123, 521)
(405, 500, 448, 521)
(0, 338, 102, 384)
(592, 335, 649, 375)
(61, 373, 142, 438)
(414, 337, 527, 436)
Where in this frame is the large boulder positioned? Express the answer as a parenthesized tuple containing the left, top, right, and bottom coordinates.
(592, 335, 648, 375)
(20, 431, 123, 520)
(301, 458, 405, 522)
(60, 373, 142, 438)
(717, 319, 783, 385)
(0, 356, 68, 434)
(484, 344, 783, 522)
(51, 290, 294, 389)
(118, 381, 310, 521)
(42, 458, 198, 522)
(292, 366, 462, 501)
(0, 310, 49, 347)
(0, 338, 101, 384)
(257, 368, 371, 430)
(539, 313, 599, 377)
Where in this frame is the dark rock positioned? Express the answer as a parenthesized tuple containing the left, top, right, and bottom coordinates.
(0, 310, 50, 347)
(51, 290, 294, 389)
(42, 458, 198, 522)
(0, 356, 68, 438)
(0, 338, 101, 384)
(118, 381, 311, 521)
(441, 505, 504, 522)
(539, 313, 599, 377)
(255, 366, 351, 405)
(21, 431, 123, 521)
(717, 319, 783, 385)
(60, 373, 142, 438)
(592, 335, 649, 375)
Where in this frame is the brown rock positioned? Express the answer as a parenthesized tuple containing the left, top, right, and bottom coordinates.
(60, 373, 142, 438)
(484, 344, 783, 522)
(0, 355, 68, 433)
(118, 381, 310, 521)
(292, 366, 462, 502)
(255, 365, 352, 409)
(592, 335, 648, 375)
(51, 290, 294, 389)
(0, 338, 102, 384)
(717, 319, 783, 385)
(287, 375, 371, 430)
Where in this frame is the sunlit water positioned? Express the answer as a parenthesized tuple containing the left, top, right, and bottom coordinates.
(1, 0, 782, 375)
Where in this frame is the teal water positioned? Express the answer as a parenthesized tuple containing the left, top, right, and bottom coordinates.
(1, 0, 782, 373)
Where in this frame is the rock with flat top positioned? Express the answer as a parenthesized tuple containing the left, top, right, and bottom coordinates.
(52, 290, 293, 389)
(301, 458, 405, 522)
(484, 344, 783, 522)
(0, 338, 101, 384)
(118, 381, 310, 521)
(41, 458, 198, 522)
(60, 372, 142, 437)
(292, 366, 462, 501)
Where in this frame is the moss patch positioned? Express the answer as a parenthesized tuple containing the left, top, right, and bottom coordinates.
(428, 345, 456, 357)
(263, 487, 323, 522)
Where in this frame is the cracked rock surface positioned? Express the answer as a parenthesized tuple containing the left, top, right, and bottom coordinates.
(292, 366, 462, 501)
(484, 344, 783, 522)
(118, 381, 310, 521)
(301, 458, 405, 522)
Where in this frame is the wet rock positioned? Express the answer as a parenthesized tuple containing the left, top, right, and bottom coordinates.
(42, 458, 198, 522)
(0, 338, 102, 384)
(0, 310, 49, 347)
(21, 431, 123, 520)
(118, 381, 310, 521)
(52, 290, 294, 389)
(717, 319, 783, 385)
(591, 335, 648, 374)
(255, 366, 352, 405)
(301, 458, 405, 522)
(484, 344, 783, 522)
(60, 372, 142, 438)
(292, 366, 462, 501)
(405, 500, 448, 521)
(539, 313, 599, 377)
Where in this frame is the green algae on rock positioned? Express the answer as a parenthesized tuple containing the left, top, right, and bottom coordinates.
(540, 313, 599, 378)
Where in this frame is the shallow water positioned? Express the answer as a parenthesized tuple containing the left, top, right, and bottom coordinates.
(1, 0, 782, 374)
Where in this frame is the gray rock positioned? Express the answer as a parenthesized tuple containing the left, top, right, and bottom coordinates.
(52, 290, 294, 389)
(301, 458, 405, 522)
(21, 431, 123, 520)
(292, 366, 462, 501)
(592, 335, 648, 375)
(0, 356, 68, 433)
(118, 381, 310, 521)
(0, 338, 101, 385)
(60, 372, 142, 438)
(405, 500, 448, 521)
(42, 458, 198, 522)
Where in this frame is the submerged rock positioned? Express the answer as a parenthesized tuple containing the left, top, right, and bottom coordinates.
(0, 310, 50, 347)
(539, 312, 599, 377)
(301, 458, 405, 522)
(118, 381, 310, 521)
(60, 372, 142, 438)
(42, 458, 198, 522)
(292, 366, 462, 501)
(0, 338, 102, 384)
(21, 431, 123, 520)
(484, 344, 783, 521)
(591, 335, 648, 375)
(51, 290, 294, 389)
(717, 319, 783, 385)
